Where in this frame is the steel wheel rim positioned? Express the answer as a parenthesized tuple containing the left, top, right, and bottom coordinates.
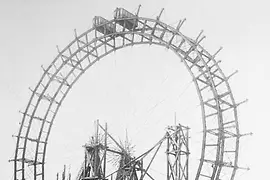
(13, 15, 240, 180)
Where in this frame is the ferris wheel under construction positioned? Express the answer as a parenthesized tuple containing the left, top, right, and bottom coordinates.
(11, 5, 251, 180)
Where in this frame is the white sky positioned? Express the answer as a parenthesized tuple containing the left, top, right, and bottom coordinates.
(0, 0, 269, 179)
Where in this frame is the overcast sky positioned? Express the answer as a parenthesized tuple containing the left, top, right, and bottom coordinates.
(0, 0, 269, 180)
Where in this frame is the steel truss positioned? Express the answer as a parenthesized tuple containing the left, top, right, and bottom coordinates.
(13, 6, 247, 180)
(166, 124, 189, 180)
(77, 121, 190, 180)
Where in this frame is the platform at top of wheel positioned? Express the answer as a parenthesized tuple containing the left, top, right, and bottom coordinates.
(93, 8, 138, 35)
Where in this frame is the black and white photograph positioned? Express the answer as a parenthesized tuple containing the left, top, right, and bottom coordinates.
(0, 0, 268, 180)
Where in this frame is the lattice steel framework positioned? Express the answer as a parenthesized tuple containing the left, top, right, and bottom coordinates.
(12, 6, 247, 180)
(166, 124, 189, 180)
(76, 121, 190, 180)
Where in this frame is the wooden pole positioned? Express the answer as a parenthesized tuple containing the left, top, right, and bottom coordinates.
(94, 119, 99, 176)
(84, 149, 87, 177)
(103, 123, 108, 178)
(167, 133, 170, 180)
(62, 165, 66, 180)
(186, 127, 189, 180)
(96, 119, 99, 143)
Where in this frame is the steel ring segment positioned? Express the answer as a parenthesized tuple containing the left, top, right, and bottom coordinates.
(14, 16, 239, 180)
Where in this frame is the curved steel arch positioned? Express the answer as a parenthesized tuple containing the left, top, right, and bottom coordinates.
(13, 13, 241, 180)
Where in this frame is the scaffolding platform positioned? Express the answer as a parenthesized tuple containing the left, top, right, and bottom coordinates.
(114, 8, 138, 30)
(93, 16, 115, 36)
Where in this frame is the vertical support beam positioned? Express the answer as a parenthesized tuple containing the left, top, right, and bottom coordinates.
(62, 165, 66, 180)
(84, 150, 87, 177)
(186, 127, 189, 180)
(94, 119, 100, 177)
(103, 123, 108, 178)
(141, 159, 144, 180)
(176, 127, 178, 179)
(178, 126, 180, 179)
(167, 133, 170, 180)
(95, 119, 99, 143)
